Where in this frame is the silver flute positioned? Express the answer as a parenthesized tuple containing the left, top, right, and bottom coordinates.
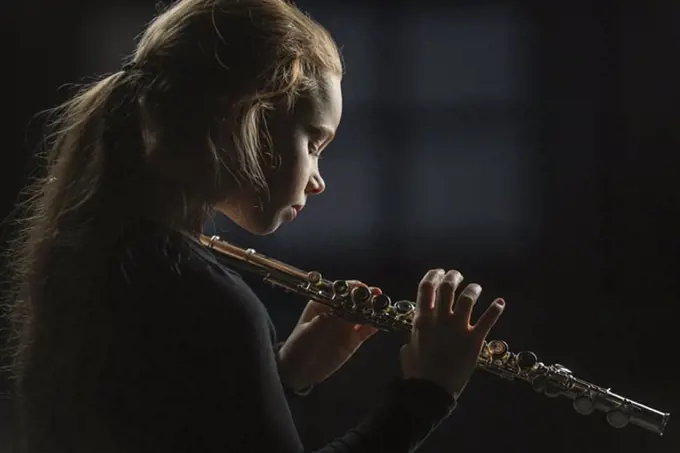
(199, 234, 670, 435)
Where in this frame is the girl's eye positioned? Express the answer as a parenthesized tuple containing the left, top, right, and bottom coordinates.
(309, 144, 322, 158)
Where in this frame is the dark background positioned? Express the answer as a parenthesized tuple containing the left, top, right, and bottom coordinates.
(2, 0, 678, 452)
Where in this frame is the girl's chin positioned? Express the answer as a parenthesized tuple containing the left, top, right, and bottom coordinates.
(282, 206, 297, 223)
(217, 205, 292, 236)
(248, 211, 289, 236)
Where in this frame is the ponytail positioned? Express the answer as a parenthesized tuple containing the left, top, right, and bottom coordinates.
(1, 68, 144, 419)
(41, 70, 145, 227)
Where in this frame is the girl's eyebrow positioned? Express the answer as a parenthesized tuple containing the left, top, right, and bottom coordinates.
(308, 124, 335, 141)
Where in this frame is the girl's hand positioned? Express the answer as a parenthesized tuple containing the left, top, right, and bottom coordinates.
(276, 281, 379, 392)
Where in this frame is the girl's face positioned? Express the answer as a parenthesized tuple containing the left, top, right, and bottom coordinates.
(216, 71, 342, 235)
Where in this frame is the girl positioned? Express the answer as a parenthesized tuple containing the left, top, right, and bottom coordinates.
(3, 0, 506, 452)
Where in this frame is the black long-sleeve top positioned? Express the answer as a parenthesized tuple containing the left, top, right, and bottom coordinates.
(55, 219, 457, 453)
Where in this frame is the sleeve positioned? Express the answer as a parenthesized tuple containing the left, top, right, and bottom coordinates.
(327, 377, 457, 452)
(274, 341, 314, 398)
(115, 270, 457, 453)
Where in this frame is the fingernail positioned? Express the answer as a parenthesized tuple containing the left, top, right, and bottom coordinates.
(496, 298, 505, 306)
(463, 284, 481, 296)
(353, 324, 361, 331)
